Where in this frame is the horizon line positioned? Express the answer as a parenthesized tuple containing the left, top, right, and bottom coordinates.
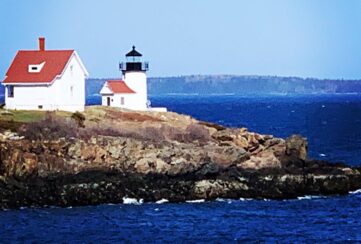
(85, 74, 361, 81)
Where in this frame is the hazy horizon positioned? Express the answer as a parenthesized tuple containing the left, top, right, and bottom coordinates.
(86, 74, 361, 81)
(1, 0, 361, 80)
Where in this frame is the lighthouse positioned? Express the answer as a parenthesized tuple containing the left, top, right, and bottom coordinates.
(119, 46, 149, 110)
(100, 46, 166, 111)
(100, 46, 147, 110)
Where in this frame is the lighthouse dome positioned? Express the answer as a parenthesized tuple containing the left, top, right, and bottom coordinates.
(126, 46, 142, 57)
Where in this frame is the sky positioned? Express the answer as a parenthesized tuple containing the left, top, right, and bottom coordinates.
(1, 0, 361, 79)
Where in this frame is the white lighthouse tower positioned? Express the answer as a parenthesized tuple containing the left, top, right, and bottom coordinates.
(120, 46, 149, 110)
(100, 46, 166, 111)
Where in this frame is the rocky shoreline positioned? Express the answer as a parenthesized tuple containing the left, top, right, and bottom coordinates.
(0, 107, 360, 209)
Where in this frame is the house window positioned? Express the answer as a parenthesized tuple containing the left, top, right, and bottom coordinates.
(70, 86, 74, 97)
(28, 62, 46, 73)
(7, 86, 14, 97)
(121, 97, 125, 105)
(38, 105, 43, 109)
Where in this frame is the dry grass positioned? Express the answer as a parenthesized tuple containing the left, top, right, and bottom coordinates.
(105, 109, 162, 122)
(17, 113, 78, 140)
(0, 109, 72, 131)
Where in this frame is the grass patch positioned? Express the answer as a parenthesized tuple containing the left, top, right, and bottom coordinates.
(0, 109, 72, 131)
(9, 111, 46, 122)
(0, 110, 72, 123)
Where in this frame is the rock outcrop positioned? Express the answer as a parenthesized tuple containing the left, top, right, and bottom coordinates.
(0, 107, 360, 209)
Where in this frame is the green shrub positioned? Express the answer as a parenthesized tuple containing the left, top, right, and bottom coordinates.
(71, 111, 86, 128)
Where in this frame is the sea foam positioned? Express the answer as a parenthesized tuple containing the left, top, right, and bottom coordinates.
(122, 197, 144, 205)
(186, 199, 205, 203)
(297, 195, 326, 200)
(349, 189, 361, 194)
(156, 199, 169, 204)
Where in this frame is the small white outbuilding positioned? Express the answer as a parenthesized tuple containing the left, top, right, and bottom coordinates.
(2, 37, 89, 112)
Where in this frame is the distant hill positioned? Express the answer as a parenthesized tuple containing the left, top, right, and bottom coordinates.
(2, 75, 361, 104)
(87, 75, 361, 96)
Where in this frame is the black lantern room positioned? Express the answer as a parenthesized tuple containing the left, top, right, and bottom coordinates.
(119, 46, 149, 74)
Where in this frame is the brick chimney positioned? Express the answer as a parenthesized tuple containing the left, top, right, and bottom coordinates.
(39, 37, 45, 51)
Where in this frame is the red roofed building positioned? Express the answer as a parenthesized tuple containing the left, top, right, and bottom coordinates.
(106, 80, 136, 94)
(100, 79, 136, 107)
(2, 37, 89, 112)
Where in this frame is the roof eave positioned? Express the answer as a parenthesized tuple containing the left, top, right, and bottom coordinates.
(73, 51, 89, 77)
(2, 81, 51, 86)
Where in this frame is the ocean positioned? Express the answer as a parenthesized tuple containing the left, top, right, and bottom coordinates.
(2, 94, 361, 242)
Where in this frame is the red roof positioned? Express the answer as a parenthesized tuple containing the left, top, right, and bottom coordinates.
(3, 50, 74, 84)
(107, 80, 136, 94)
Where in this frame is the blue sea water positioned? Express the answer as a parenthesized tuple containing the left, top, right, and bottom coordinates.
(2, 94, 361, 242)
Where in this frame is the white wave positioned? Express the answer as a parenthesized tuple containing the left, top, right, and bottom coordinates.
(155, 199, 169, 204)
(319, 153, 327, 157)
(122, 197, 144, 205)
(349, 189, 361, 194)
(239, 197, 253, 201)
(165, 93, 199, 96)
(216, 198, 233, 203)
(297, 195, 326, 200)
(208, 93, 235, 96)
(186, 199, 205, 203)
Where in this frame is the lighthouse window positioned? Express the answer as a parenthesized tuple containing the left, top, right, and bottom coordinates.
(121, 97, 125, 105)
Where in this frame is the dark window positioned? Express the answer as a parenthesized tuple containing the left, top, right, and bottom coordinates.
(107, 97, 111, 106)
(38, 105, 43, 109)
(31, 67, 38, 70)
(7, 86, 14, 97)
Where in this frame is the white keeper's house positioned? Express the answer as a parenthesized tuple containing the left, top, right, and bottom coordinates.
(100, 46, 166, 112)
(2, 37, 89, 112)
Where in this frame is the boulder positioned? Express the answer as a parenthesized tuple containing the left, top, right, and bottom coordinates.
(21, 152, 38, 176)
(212, 129, 235, 141)
(285, 135, 308, 160)
(234, 135, 249, 148)
(238, 151, 281, 170)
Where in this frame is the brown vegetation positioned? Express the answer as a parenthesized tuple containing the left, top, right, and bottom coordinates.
(105, 109, 162, 122)
(17, 112, 78, 140)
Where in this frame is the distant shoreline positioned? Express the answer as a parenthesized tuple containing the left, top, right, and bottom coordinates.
(2, 75, 361, 100)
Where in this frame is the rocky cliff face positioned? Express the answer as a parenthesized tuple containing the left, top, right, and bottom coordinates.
(0, 107, 360, 209)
